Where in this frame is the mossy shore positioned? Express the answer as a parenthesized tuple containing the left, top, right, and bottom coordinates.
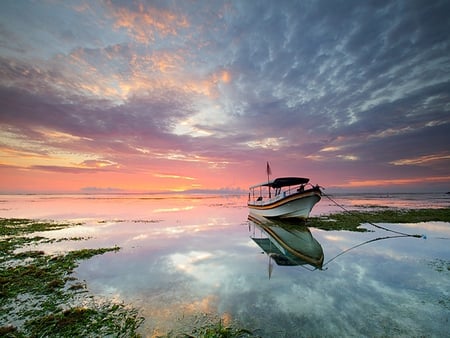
(2, 208, 448, 337)
(0, 218, 257, 338)
(307, 207, 450, 231)
(0, 218, 142, 337)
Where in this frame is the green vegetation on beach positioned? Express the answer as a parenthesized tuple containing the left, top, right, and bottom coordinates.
(1, 218, 256, 338)
(2, 208, 448, 337)
(161, 319, 256, 338)
(0, 218, 142, 337)
(307, 208, 450, 231)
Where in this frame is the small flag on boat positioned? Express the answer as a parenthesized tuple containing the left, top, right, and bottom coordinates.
(266, 161, 272, 176)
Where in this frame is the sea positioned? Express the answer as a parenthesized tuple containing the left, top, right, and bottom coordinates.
(1, 192, 449, 337)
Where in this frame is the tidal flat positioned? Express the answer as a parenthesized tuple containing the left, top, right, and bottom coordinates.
(0, 218, 258, 337)
(307, 207, 450, 231)
(0, 219, 142, 337)
(0, 194, 449, 337)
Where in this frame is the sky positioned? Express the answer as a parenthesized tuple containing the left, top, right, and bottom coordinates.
(0, 0, 449, 194)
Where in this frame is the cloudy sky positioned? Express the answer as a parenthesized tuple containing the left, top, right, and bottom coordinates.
(0, 0, 449, 193)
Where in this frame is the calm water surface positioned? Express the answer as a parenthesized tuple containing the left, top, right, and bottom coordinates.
(1, 193, 449, 337)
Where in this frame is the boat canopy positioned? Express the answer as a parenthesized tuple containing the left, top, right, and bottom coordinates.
(249, 177, 310, 189)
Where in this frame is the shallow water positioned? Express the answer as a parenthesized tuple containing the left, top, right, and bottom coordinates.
(1, 193, 449, 337)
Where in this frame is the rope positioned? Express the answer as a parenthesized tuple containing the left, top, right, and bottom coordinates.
(310, 192, 428, 270)
(321, 234, 410, 269)
(322, 192, 423, 238)
(255, 191, 446, 274)
(271, 192, 448, 272)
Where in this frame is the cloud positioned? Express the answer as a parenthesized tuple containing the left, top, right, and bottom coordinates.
(0, 0, 449, 192)
(154, 173, 196, 180)
(31, 165, 100, 174)
(80, 186, 125, 193)
(106, 1, 189, 44)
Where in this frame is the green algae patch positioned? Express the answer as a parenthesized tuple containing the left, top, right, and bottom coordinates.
(0, 218, 143, 337)
(188, 320, 255, 338)
(427, 258, 450, 273)
(0, 218, 72, 236)
(1, 247, 119, 299)
(307, 208, 450, 231)
(24, 304, 142, 338)
(161, 318, 257, 338)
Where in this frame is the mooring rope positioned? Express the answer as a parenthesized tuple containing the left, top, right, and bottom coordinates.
(276, 192, 448, 272)
(254, 191, 447, 274)
(320, 234, 411, 269)
(322, 192, 423, 238)
(304, 192, 426, 270)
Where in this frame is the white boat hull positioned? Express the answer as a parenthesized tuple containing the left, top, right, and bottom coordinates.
(248, 189, 321, 219)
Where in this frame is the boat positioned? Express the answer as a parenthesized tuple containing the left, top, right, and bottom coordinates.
(248, 176, 322, 219)
(248, 214, 324, 270)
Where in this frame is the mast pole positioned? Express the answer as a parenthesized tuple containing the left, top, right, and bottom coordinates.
(266, 161, 272, 198)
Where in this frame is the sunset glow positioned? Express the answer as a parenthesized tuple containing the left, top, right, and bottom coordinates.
(0, 1, 449, 193)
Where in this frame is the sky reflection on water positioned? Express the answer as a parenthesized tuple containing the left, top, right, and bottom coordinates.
(1, 194, 449, 337)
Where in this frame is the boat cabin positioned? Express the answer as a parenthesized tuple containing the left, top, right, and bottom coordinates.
(248, 177, 311, 203)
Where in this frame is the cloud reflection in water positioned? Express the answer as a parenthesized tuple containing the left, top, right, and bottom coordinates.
(1, 194, 448, 336)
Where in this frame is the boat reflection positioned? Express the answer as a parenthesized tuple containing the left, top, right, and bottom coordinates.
(248, 214, 324, 272)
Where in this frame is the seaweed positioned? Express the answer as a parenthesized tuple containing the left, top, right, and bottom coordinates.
(0, 218, 143, 337)
(161, 319, 258, 338)
(307, 208, 450, 231)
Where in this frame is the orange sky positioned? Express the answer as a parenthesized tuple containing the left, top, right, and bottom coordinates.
(1, 1, 449, 193)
